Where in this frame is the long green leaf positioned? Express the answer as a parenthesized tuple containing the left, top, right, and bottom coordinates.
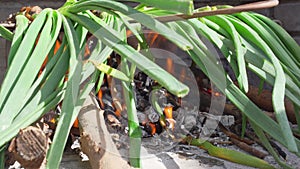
(117, 12, 143, 43)
(67, 0, 193, 51)
(167, 20, 227, 93)
(120, 57, 142, 168)
(189, 137, 275, 169)
(188, 18, 239, 79)
(7, 15, 29, 66)
(0, 9, 49, 115)
(89, 60, 130, 81)
(205, 15, 248, 93)
(250, 121, 294, 169)
(194, 18, 300, 116)
(13, 45, 69, 122)
(253, 13, 300, 63)
(168, 19, 300, 153)
(0, 87, 65, 147)
(65, 12, 189, 97)
(46, 14, 81, 169)
(0, 10, 56, 128)
(0, 145, 6, 169)
(236, 12, 300, 79)
(249, 14, 300, 68)
(222, 14, 298, 152)
(10, 11, 64, 120)
(201, 17, 231, 38)
(127, 0, 194, 15)
(0, 24, 13, 41)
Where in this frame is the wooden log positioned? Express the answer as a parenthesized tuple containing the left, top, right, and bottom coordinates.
(8, 126, 48, 169)
(78, 94, 131, 169)
(245, 85, 297, 124)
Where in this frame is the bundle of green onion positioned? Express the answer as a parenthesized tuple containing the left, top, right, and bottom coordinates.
(0, 0, 299, 168)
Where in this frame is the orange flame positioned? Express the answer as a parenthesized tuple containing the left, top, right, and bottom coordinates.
(164, 105, 175, 130)
(149, 123, 156, 135)
(179, 67, 186, 82)
(115, 109, 121, 117)
(166, 57, 174, 74)
(98, 89, 105, 109)
(73, 118, 79, 128)
(38, 40, 61, 77)
(149, 32, 159, 46)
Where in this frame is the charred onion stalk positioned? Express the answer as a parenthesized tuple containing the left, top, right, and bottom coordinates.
(183, 136, 275, 169)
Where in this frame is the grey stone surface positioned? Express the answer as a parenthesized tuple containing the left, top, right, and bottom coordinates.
(59, 152, 92, 169)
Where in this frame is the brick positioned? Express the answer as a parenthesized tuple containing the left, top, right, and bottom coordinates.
(274, 2, 300, 32)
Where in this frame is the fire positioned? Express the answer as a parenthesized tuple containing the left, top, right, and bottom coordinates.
(38, 39, 61, 77)
(97, 89, 105, 109)
(149, 123, 156, 135)
(166, 57, 174, 74)
(149, 32, 159, 46)
(114, 109, 121, 118)
(164, 105, 176, 130)
(179, 67, 186, 82)
(73, 118, 79, 128)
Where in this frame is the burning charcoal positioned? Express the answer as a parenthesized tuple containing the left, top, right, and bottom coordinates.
(108, 55, 120, 68)
(164, 105, 176, 131)
(98, 86, 115, 111)
(136, 95, 150, 111)
(141, 121, 163, 137)
(148, 112, 160, 123)
(189, 125, 201, 137)
(148, 123, 157, 136)
(145, 76, 152, 87)
(142, 123, 154, 137)
(201, 118, 219, 136)
(145, 107, 160, 123)
(102, 95, 114, 111)
(183, 108, 198, 131)
(142, 128, 152, 138)
(170, 108, 179, 120)
(103, 109, 121, 127)
(155, 122, 163, 134)
(183, 114, 197, 131)
(198, 116, 207, 126)
(150, 89, 167, 110)
(165, 92, 181, 109)
(111, 84, 123, 104)
(137, 111, 148, 125)
(220, 115, 235, 126)
(135, 71, 148, 82)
